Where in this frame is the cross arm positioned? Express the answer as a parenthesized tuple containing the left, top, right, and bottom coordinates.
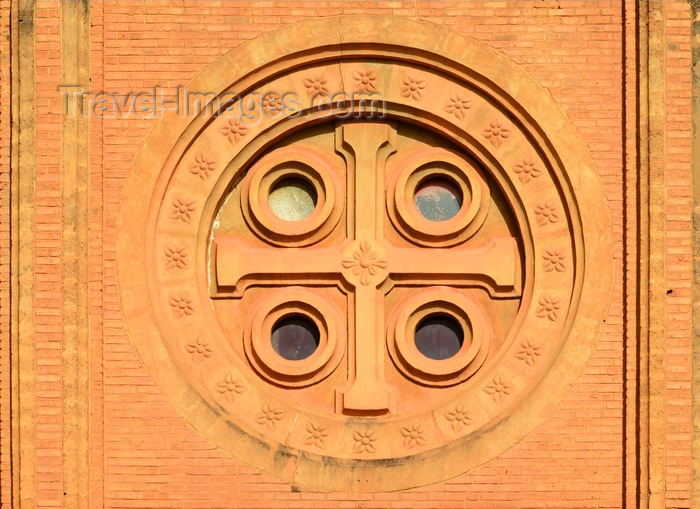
(213, 238, 343, 296)
(385, 237, 521, 296)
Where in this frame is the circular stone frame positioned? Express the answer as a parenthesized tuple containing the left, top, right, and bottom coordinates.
(387, 287, 490, 386)
(241, 146, 343, 246)
(387, 148, 490, 246)
(116, 16, 613, 492)
(243, 287, 345, 387)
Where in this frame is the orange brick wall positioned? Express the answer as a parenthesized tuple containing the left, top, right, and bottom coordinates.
(1, 1, 695, 508)
(89, 1, 106, 507)
(99, 1, 626, 507)
(33, 3, 63, 508)
(664, 2, 693, 505)
(0, 1, 11, 507)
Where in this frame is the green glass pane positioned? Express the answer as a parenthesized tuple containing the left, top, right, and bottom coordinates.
(268, 177, 318, 221)
(414, 178, 462, 222)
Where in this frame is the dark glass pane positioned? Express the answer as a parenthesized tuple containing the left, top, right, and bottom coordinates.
(414, 315, 464, 360)
(414, 177, 462, 222)
(271, 315, 320, 360)
(268, 177, 318, 221)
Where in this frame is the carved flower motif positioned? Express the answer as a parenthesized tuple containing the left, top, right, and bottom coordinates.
(189, 152, 216, 180)
(304, 422, 328, 449)
(303, 74, 328, 96)
(219, 117, 248, 143)
(342, 240, 388, 286)
(400, 423, 427, 449)
(255, 403, 285, 430)
(513, 155, 542, 184)
(353, 430, 377, 454)
(216, 373, 244, 402)
(536, 294, 561, 322)
(185, 336, 213, 364)
(170, 196, 196, 223)
(543, 248, 566, 272)
(484, 374, 514, 402)
(353, 68, 378, 93)
(400, 74, 426, 101)
(515, 338, 544, 366)
(444, 404, 472, 432)
(534, 199, 560, 226)
(262, 93, 283, 116)
(168, 292, 194, 317)
(482, 118, 512, 147)
(444, 91, 473, 120)
(164, 245, 188, 269)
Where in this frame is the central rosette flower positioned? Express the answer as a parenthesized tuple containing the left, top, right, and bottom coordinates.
(342, 239, 389, 285)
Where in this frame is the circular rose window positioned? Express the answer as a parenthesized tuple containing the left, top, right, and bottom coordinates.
(117, 16, 612, 491)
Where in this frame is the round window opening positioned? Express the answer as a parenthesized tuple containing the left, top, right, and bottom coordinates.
(271, 314, 320, 360)
(268, 176, 318, 221)
(414, 176, 463, 222)
(414, 314, 465, 360)
(117, 15, 613, 493)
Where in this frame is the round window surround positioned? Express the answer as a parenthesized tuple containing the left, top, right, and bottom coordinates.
(387, 287, 489, 386)
(117, 16, 613, 491)
(243, 288, 345, 388)
(241, 146, 343, 246)
(387, 149, 490, 247)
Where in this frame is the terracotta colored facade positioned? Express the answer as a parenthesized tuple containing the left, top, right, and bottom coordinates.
(1, 1, 698, 508)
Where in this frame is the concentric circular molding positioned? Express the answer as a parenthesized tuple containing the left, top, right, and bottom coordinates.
(387, 287, 490, 386)
(116, 16, 613, 491)
(243, 287, 345, 387)
(387, 148, 490, 246)
(241, 146, 343, 246)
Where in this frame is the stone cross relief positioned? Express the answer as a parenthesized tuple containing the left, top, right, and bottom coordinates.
(213, 122, 520, 414)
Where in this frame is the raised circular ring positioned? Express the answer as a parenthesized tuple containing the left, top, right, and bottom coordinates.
(387, 287, 490, 386)
(117, 15, 613, 492)
(387, 148, 490, 247)
(243, 287, 346, 387)
(242, 147, 343, 246)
